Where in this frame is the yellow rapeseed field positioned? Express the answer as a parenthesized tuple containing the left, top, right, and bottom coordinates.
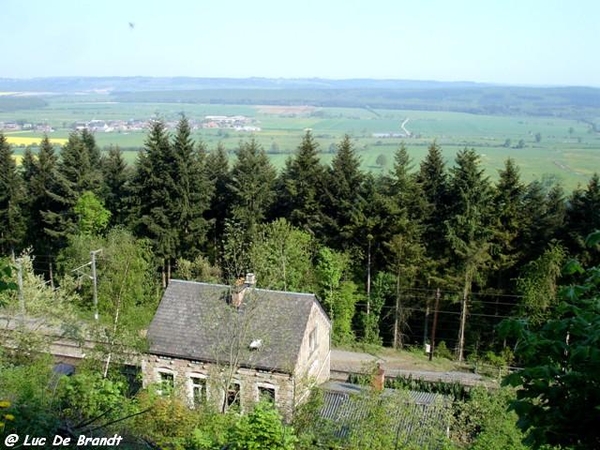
(5, 136, 68, 146)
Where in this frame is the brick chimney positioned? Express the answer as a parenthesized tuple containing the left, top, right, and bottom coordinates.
(245, 273, 256, 286)
(371, 362, 385, 391)
(231, 273, 256, 308)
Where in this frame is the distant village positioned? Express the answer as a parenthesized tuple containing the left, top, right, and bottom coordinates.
(0, 115, 261, 134)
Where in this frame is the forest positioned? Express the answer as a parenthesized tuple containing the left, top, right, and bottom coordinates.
(0, 118, 599, 449)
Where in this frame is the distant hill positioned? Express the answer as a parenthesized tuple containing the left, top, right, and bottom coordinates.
(0, 77, 484, 92)
(1, 77, 599, 120)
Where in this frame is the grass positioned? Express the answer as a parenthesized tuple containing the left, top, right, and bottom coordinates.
(3, 95, 599, 191)
(337, 342, 461, 372)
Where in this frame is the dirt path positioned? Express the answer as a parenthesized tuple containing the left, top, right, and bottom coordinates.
(400, 117, 411, 136)
(331, 349, 492, 387)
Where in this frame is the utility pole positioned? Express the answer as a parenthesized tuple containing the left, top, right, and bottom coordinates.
(16, 258, 24, 325)
(429, 288, 440, 362)
(366, 234, 372, 316)
(90, 249, 102, 322)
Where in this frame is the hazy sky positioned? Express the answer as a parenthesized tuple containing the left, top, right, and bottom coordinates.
(2, 0, 598, 86)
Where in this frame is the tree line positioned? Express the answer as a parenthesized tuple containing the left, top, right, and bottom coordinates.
(1, 118, 599, 357)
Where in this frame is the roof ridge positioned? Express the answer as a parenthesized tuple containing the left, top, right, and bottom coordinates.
(169, 279, 317, 297)
(169, 279, 230, 288)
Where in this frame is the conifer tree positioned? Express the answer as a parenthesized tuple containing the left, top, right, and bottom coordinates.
(491, 158, 526, 292)
(25, 135, 73, 256)
(519, 180, 566, 262)
(172, 116, 213, 259)
(80, 128, 102, 168)
(566, 173, 600, 264)
(206, 143, 231, 263)
(0, 133, 25, 254)
(417, 141, 449, 265)
(276, 130, 326, 235)
(21, 147, 37, 186)
(100, 145, 131, 227)
(382, 144, 430, 347)
(389, 143, 425, 219)
(228, 137, 277, 236)
(130, 120, 179, 285)
(446, 148, 493, 361)
(323, 134, 364, 250)
(58, 130, 102, 197)
(384, 144, 427, 269)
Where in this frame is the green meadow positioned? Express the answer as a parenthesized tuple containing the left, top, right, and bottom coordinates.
(3, 96, 599, 190)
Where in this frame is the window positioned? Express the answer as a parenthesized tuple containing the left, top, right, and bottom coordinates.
(309, 325, 318, 354)
(189, 376, 207, 406)
(226, 382, 241, 409)
(258, 385, 276, 403)
(157, 370, 174, 395)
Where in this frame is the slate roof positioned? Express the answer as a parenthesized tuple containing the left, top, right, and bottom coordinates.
(320, 381, 451, 447)
(147, 279, 327, 374)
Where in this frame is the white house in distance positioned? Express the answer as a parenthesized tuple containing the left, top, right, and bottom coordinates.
(142, 274, 331, 418)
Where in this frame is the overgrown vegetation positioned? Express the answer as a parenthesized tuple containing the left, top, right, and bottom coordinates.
(1, 118, 599, 448)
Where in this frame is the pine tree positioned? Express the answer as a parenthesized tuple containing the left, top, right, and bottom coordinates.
(0, 133, 25, 254)
(382, 144, 430, 347)
(417, 141, 449, 265)
(323, 134, 365, 250)
(130, 120, 179, 285)
(100, 145, 131, 227)
(519, 180, 566, 262)
(80, 128, 102, 168)
(58, 130, 102, 197)
(276, 130, 326, 235)
(172, 116, 213, 259)
(228, 137, 277, 236)
(25, 135, 72, 256)
(491, 158, 526, 292)
(205, 143, 231, 263)
(446, 148, 493, 361)
(566, 173, 600, 264)
(385, 143, 427, 247)
(21, 147, 37, 185)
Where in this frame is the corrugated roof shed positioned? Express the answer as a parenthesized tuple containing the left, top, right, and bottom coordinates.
(320, 381, 451, 448)
(147, 280, 326, 373)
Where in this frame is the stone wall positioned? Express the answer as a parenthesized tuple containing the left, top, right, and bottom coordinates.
(142, 355, 297, 418)
(141, 300, 331, 419)
(293, 302, 331, 404)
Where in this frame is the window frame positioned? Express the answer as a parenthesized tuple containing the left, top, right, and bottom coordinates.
(187, 373, 208, 406)
(256, 382, 277, 404)
(155, 367, 175, 395)
(309, 324, 318, 354)
(226, 381, 242, 409)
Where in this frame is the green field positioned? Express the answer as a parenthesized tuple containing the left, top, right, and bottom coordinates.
(2, 94, 599, 190)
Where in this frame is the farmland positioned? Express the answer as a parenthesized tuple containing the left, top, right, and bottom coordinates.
(1, 79, 599, 190)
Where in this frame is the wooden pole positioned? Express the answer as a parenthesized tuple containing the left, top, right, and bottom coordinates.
(429, 288, 440, 361)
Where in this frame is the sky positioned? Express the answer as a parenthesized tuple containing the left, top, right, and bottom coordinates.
(1, 0, 598, 86)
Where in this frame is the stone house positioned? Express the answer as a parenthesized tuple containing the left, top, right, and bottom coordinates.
(142, 275, 331, 417)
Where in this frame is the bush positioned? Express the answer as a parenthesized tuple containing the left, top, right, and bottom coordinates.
(435, 341, 454, 360)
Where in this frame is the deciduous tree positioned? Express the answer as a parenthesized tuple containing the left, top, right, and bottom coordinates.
(501, 232, 600, 449)
(249, 218, 314, 292)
